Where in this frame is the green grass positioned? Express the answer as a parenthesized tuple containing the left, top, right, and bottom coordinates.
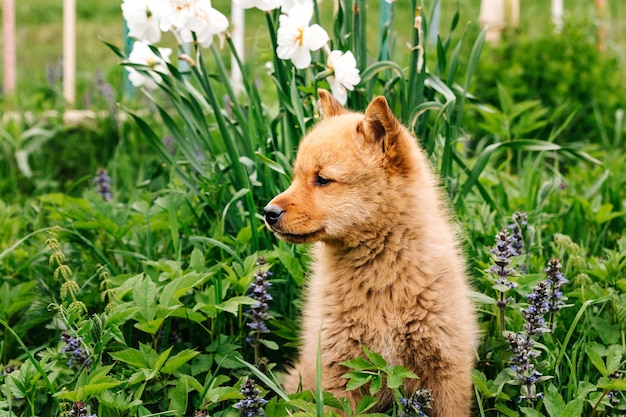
(0, 1, 625, 416)
(1, 0, 625, 110)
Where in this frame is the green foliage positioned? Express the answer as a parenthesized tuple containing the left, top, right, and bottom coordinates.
(472, 23, 626, 145)
(0, 2, 625, 417)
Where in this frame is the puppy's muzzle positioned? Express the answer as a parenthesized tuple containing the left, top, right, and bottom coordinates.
(264, 204, 285, 226)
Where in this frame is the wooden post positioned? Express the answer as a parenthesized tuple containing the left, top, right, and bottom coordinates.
(63, 0, 76, 105)
(479, 0, 519, 44)
(596, 0, 606, 52)
(552, 0, 563, 32)
(2, 0, 16, 94)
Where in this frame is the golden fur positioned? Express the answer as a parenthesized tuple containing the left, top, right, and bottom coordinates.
(264, 90, 477, 416)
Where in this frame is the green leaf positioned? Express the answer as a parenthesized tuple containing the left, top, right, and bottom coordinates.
(109, 348, 149, 369)
(215, 296, 256, 315)
(520, 407, 544, 417)
(190, 248, 205, 272)
(341, 357, 375, 371)
(586, 343, 608, 376)
(362, 346, 387, 368)
(543, 384, 565, 417)
(598, 378, 626, 391)
(494, 402, 519, 417)
(559, 397, 583, 417)
(606, 344, 624, 375)
(469, 291, 497, 305)
(386, 365, 418, 389)
(169, 376, 189, 417)
(255, 152, 287, 176)
(369, 374, 382, 395)
(276, 246, 305, 286)
(259, 339, 279, 350)
(153, 346, 173, 374)
(343, 371, 372, 391)
(162, 349, 200, 374)
(160, 272, 210, 308)
(354, 396, 378, 415)
(133, 275, 158, 323)
(134, 318, 165, 335)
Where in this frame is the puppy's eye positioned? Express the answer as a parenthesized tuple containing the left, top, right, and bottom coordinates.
(315, 175, 333, 187)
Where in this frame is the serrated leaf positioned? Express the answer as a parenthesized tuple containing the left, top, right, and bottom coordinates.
(606, 345, 624, 375)
(586, 344, 608, 376)
(559, 397, 583, 417)
(494, 402, 519, 417)
(386, 365, 419, 389)
(133, 275, 158, 322)
(109, 348, 149, 369)
(162, 349, 200, 374)
(520, 407, 544, 417)
(370, 374, 382, 395)
(598, 378, 626, 391)
(341, 357, 375, 371)
(215, 296, 256, 315)
(153, 346, 173, 373)
(362, 346, 387, 368)
(355, 395, 378, 415)
(190, 247, 205, 272)
(343, 371, 372, 391)
(544, 384, 565, 417)
(169, 376, 188, 417)
(134, 318, 165, 335)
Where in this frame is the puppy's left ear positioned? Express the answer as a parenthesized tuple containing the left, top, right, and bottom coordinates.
(362, 96, 400, 150)
(318, 89, 348, 118)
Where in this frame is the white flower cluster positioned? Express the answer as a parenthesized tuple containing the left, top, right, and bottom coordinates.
(122, 0, 228, 88)
(122, 0, 360, 103)
(238, 0, 360, 104)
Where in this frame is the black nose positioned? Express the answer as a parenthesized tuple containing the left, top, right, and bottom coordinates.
(264, 205, 284, 226)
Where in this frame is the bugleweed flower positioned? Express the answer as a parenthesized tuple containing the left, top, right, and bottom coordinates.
(508, 210, 527, 257)
(125, 41, 172, 89)
(490, 229, 519, 289)
(522, 280, 550, 336)
(234, 378, 268, 417)
(246, 270, 273, 335)
(69, 401, 97, 417)
(490, 228, 520, 334)
(326, 50, 361, 105)
(93, 168, 112, 201)
(61, 331, 92, 368)
(245, 269, 273, 364)
(399, 389, 432, 417)
(545, 258, 568, 314)
(276, 2, 329, 69)
(506, 332, 543, 404)
(507, 257, 568, 404)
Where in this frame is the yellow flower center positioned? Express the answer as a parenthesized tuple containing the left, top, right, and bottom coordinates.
(296, 28, 304, 46)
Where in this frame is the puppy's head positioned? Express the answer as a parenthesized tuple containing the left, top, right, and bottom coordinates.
(264, 89, 415, 245)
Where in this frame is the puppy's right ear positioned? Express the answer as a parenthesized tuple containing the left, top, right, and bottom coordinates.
(318, 89, 348, 118)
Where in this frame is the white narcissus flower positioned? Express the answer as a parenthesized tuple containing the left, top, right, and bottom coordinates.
(280, 0, 310, 14)
(122, 0, 163, 44)
(180, 0, 229, 47)
(276, 2, 329, 69)
(126, 41, 172, 90)
(155, 0, 195, 33)
(233, 0, 282, 11)
(326, 50, 360, 105)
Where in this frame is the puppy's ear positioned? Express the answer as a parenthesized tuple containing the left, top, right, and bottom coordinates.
(362, 96, 400, 149)
(318, 89, 348, 118)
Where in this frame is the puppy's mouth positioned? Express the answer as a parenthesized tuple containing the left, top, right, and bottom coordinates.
(270, 227, 326, 244)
